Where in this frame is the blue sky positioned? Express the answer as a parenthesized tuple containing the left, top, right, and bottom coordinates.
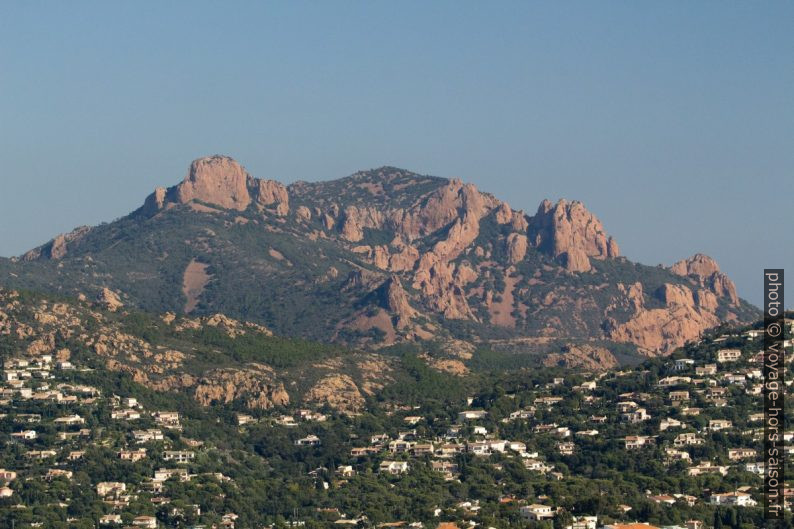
(1, 1, 792, 305)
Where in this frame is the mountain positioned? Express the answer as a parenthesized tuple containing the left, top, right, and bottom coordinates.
(0, 155, 757, 363)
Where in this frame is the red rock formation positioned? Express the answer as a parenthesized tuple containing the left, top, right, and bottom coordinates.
(608, 280, 724, 355)
(251, 178, 289, 216)
(506, 233, 528, 264)
(670, 253, 739, 305)
(176, 155, 252, 211)
(382, 276, 417, 329)
(139, 155, 291, 217)
(529, 199, 619, 272)
(22, 226, 92, 261)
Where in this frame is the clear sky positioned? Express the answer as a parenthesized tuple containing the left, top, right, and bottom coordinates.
(1, 1, 792, 306)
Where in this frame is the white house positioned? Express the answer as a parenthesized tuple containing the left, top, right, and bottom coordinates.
(520, 504, 554, 521)
(710, 492, 757, 507)
(379, 461, 409, 475)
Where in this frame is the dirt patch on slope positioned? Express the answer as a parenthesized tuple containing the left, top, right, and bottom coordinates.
(182, 260, 211, 313)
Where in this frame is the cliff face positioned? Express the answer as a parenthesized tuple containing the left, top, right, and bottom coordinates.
(670, 253, 739, 305)
(6, 156, 757, 363)
(140, 155, 290, 217)
(528, 199, 619, 272)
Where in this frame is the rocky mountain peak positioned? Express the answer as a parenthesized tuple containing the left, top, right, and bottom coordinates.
(670, 253, 721, 278)
(138, 155, 290, 217)
(528, 198, 619, 272)
(176, 155, 253, 211)
(670, 253, 738, 305)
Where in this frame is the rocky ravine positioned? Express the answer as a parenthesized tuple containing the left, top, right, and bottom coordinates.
(9, 156, 757, 360)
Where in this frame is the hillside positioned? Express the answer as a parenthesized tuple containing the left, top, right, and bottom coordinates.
(0, 156, 758, 364)
(0, 286, 789, 529)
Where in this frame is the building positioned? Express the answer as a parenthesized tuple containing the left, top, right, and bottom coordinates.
(112, 409, 142, 420)
(657, 376, 691, 388)
(97, 482, 126, 497)
(133, 429, 164, 443)
(717, 349, 742, 362)
(236, 413, 255, 426)
(389, 439, 414, 453)
(11, 430, 37, 440)
(664, 449, 691, 463)
(709, 492, 757, 507)
(674, 433, 704, 447)
(53, 414, 85, 425)
(154, 468, 190, 482)
(603, 524, 660, 529)
(295, 435, 321, 446)
(557, 442, 575, 455)
(696, 364, 718, 376)
(660, 418, 683, 431)
(164, 450, 195, 463)
(673, 359, 695, 371)
(624, 436, 655, 450)
(457, 410, 487, 421)
(708, 419, 732, 432)
(668, 391, 689, 403)
(119, 449, 147, 462)
(153, 411, 181, 428)
(728, 448, 756, 461)
(520, 504, 554, 521)
(45, 469, 73, 481)
(621, 408, 650, 424)
(688, 461, 729, 476)
(566, 516, 597, 529)
(132, 516, 158, 528)
(379, 461, 409, 475)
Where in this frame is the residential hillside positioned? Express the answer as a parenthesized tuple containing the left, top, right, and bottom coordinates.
(0, 157, 758, 367)
(0, 287, 791, 529)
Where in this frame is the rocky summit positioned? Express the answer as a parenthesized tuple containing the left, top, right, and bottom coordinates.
(1, 156, 758, 365)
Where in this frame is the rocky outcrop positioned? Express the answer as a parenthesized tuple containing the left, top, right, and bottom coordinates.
(412, 253, 476, 320)
(608, 280, 721, 355)
(529, 199, 619, 272)
(305, 374, 365, 413)
(172, 313, 272, 337)
(142, 187, 167, 216)
(194, 364, 289, 409)
(670, 253, 739, 305)
(543, 344, 619, 370)
(252, 179, 289, 216)
(138, 155, 292, 217)
(339, 206, 385, 242)
(381, 276, 417, 329)
(670, 253, 720, 277)
(506, 233, 528, 264)
(393, 179, 498, 240)
(96, 288, 123, 312)
(607, 304, 720, 356)
(21, 226, 92, 261)
(656, 283, 695, 308)
(175, 155, 252, 211)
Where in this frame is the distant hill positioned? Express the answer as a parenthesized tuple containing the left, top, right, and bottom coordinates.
(0, 156, 758, 366)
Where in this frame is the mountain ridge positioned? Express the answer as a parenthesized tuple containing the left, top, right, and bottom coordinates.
(1, 156, 758, 364)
